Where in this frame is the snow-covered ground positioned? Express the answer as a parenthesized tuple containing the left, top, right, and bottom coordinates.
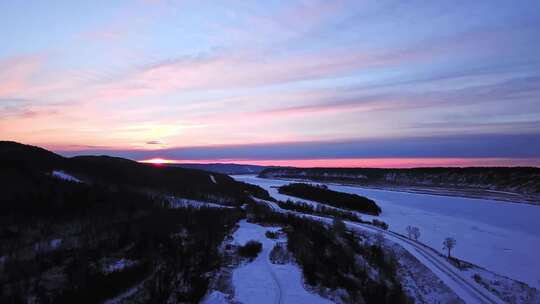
(463, 265, 540, 303)
(230, 220, 332, 304)
(202, 291, 229, 304)
(233, 175, 540, 290)
(51, 170, 81, 183)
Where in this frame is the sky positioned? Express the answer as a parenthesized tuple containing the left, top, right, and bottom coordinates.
(1, 0, 540, 167)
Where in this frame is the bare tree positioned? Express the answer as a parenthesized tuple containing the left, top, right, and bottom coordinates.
(406, 226, 421, 241)
(332, 217, 346, 235)
(443, 237, 456, 258)
(412, 227, 420, 241)
(406, 226, 414, 239)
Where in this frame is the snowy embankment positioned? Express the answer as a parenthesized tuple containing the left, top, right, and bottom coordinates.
(52, 170, 82, 183)
(233, 175, 540, 291)
(166, 196, 234, 209)
(204, 220, 332, 304)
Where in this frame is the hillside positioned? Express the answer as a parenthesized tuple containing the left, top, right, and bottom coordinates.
(0, 141, 273, 303)
(0, 141, 269, 204)
(259, 167, 540, 199)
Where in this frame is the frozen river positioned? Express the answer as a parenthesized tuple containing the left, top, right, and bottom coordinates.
(232, 175, 540, 289)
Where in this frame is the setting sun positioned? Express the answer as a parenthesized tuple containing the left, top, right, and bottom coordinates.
(140, 158, 175, 165)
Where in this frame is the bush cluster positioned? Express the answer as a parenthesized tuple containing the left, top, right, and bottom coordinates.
(238, 240, 263, 258)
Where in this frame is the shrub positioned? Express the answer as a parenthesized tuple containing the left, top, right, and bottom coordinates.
(238, 240, 262, 258)
(265, 231, 279, 239)
(372, 219, 389, 230)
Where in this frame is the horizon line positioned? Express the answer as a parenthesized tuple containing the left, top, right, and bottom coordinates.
(138, 157, 540, 169)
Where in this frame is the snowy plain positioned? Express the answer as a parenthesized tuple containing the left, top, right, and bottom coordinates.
(232, 175, 540, 290)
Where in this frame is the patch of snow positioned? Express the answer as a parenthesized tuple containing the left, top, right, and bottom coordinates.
(167, 197, 234, 209)
(52, 170, 81, 183)
(210, 174, 218, 184)
(50, 238, 62, 249)
(231, 220, 332, 304)
(104, 275, 149, 304)
(251, 196, 287, 213)
(201, 290, 229, 304)
(103, 258, 135, 274)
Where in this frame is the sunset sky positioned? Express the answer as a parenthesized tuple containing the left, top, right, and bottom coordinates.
(1, 1, 540, 167)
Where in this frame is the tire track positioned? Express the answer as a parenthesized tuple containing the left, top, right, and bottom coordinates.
(264, 247, 284, 304)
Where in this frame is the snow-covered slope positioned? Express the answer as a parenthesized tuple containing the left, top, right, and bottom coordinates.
(167, 196, 234, 209)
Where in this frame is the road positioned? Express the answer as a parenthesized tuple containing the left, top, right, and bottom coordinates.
(346, 221, 504, 304)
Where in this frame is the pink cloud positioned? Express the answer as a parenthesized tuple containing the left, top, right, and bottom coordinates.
(0, 55, 43, 98)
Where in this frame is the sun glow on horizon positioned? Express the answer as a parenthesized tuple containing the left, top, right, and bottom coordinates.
(140, 158, 176, 165)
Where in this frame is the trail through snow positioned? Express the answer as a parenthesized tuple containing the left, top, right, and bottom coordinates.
(231, 220, 332, 304)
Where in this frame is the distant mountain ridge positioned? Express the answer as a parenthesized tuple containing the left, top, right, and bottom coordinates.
(259, 167, 540, 200)
(170, 163, 274, 175)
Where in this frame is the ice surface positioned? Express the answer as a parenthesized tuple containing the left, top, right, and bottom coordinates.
(233, 175, 540, 289)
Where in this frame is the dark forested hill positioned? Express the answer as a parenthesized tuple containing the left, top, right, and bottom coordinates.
(0, 141, 271, 303)
(0, 141, 270, 203)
